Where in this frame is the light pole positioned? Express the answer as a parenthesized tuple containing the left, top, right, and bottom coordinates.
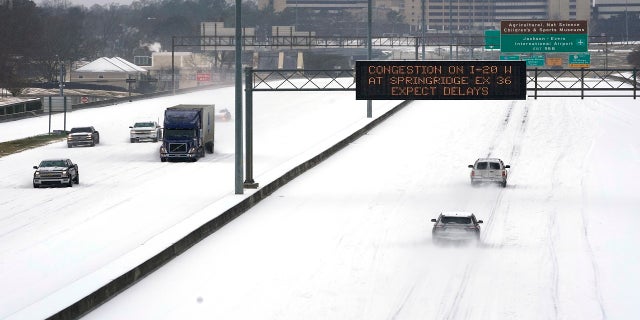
(421, 0, 426, 59)
(234, 0, 244, 194)
(367, 0, 372, 118)
(449, 0, 453, 58)
(625, 0, 629, 43)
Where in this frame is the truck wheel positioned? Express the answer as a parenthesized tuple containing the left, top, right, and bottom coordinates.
(33, 183, 38, 188)
(91, 141, 95, 147)
(199, 147, 205, 158)
(68, 179, 73, 187)
(67, 144, 72, 148)
(161, 158, 166, 162)
(74, 174, 79, 184)
(130, 138, 135, 143)
(205, 141, 214, 153)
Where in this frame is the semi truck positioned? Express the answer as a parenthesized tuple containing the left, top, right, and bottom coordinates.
(160, 104, 215, 162)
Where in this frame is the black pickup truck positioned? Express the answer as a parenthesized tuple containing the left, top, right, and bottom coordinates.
(33, 158, 79, 188)
(67, 126, 100, 147)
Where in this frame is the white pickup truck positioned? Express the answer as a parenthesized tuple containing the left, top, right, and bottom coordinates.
(468, 158, 510, 187)
(129, 121, 162, 143)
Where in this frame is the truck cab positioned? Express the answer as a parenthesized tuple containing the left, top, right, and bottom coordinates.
(160, 105, 214, 162)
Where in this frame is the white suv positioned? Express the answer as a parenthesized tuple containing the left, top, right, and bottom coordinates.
(468, 158, 510, 187)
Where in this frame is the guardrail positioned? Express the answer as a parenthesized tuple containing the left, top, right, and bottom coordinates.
(0, 99, 43, 122)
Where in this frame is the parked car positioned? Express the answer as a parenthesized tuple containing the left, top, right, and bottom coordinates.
(431, 212, 483, 244)
(215, 108, 232, 121)
(67, 126, 100, 147)
(468, 158, 510, 187)
(129, 121, 162, 143)
(33, 158, 79, 188)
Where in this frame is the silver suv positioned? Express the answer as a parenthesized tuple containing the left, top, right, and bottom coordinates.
(468, 158, 510, 187)
(431, 212, 483, 244)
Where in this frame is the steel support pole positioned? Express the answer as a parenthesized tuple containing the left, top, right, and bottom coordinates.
(234, 0, 244, 194)
(449, 0, 453, 58)
(421, 0, 426, 59)
(367, 0, 372, 118)
(171, 36, 175, 95)
(244, 67, 258, 188)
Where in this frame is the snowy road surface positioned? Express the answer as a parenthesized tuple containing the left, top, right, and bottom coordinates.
(1, 86, 640, 319)
(86, 96, 640, 319)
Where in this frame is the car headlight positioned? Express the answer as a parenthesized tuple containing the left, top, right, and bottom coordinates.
(61, 170, 69, 177)
(160, 146, 166, 153)
(188, 147, 197, 154)
(34, 171, 40, 177)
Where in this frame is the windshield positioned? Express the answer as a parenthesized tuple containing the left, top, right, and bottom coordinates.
(70, 127, 91, 133)
(440, 216, 472, 224)
(134, 122, 155, 128)
(40, 160, 66, 167)
(164, 129, 195, 139)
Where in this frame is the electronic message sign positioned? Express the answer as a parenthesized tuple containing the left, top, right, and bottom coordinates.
(355, 60, 527, 100)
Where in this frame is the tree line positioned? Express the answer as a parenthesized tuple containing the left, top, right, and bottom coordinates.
(1, 0, 639, 95)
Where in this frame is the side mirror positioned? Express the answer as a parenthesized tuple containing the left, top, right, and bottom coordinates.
(129, 126, 133, 128)
(430, 219, 437, 222)
(505, 165, 510, 168)
(478, 220, 484, 224)
(468, 165, 473, 168)
(33, 166, 38, 169)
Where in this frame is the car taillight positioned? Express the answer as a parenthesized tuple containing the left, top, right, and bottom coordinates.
(502, 170, 506, 177)
(471, 170, 475, 177)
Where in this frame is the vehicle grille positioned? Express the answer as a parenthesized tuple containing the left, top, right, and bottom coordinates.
(41, 172, 63, 178)
(169, 143, 187, 153)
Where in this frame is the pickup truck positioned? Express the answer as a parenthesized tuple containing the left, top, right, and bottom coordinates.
(129, 121, 162, 142)
(468, 158, 510, 187)
(67, 126, 100, 147)
(33, 158, 79, 188)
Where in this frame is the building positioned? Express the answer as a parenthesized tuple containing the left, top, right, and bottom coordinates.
(403, 0, 590, 32)
(70, 57, 147, 90)
(260, 0, 591, 33)
(592, 0, 640, 19)
(148, 52, 215, 90)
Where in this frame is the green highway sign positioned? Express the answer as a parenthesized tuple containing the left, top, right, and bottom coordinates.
(500, 34, 588, 53)
(500, 20, 588, 53)
(484, 30, 500, 49)
(522, 55, 545, 67)
(569, 53, 591, 68)
(500, 55, 520, 60)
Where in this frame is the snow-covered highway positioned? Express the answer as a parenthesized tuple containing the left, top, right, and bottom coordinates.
(1, 84, 639, 319)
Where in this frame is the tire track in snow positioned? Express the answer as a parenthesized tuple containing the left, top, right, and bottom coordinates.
(438, 101, 528, 319)
(480, 100, 529, 240)
(575, 104, 608, 320)
(580, 183, 608, 320)
(441, 263, 474, 320)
